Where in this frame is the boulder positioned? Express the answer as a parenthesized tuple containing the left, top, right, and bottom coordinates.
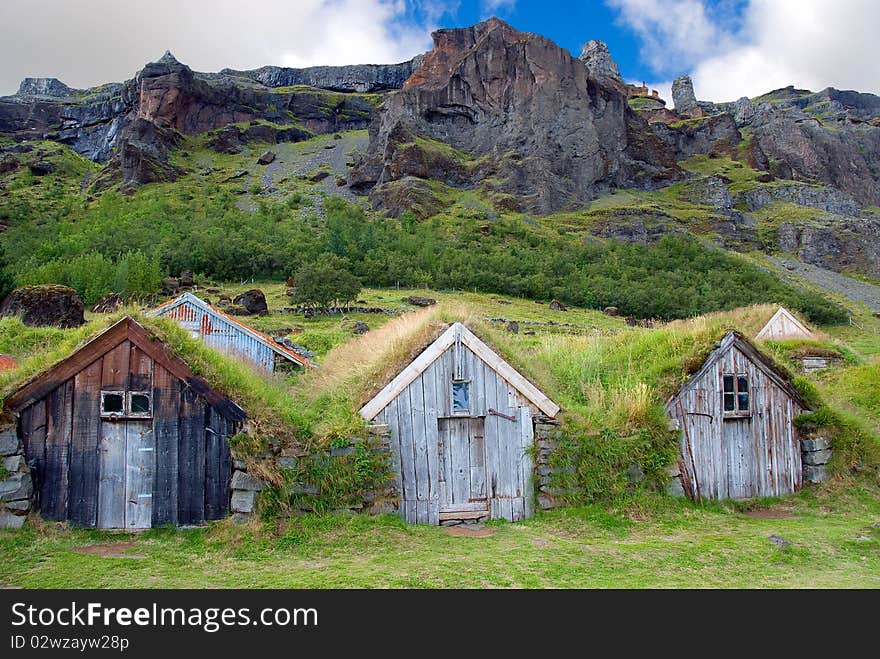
(232, 289, 268, 316)
(603, 306, 620, 317)
(549, 299, 567, 312)
(28, 160, 54, 176)
(257, 150, 276, 165)
(0, 155, 19, 173)
(0, 285, 85, 328)
(506, 320, 519, 334)
(179, 271, 195, 288)
(352, 321, 370, 335)
(404, 295, 437, 307)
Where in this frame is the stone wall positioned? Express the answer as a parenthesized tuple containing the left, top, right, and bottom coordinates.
(0, 425, 32, 528)
(230, 424, 396, 522)
(802, 436, 832, 483)
(533, 416, 564, 510)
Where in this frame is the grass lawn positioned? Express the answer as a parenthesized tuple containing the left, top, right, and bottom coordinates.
(2, 485, 878, 589)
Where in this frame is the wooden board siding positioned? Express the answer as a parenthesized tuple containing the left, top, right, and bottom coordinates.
(756, 308, 813, 341)
(12, 318, 243, 529)
(43, 380, 73, 521)
(668, 339, 804, 501)
(152, 365, 180, 526)
(68, 358, 102, 527)
(367, 336, 545, 524)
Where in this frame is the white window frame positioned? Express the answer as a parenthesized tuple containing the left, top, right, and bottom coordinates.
(722, 373, 751, 418)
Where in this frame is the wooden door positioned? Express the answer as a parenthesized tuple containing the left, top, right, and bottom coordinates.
(438, 417, 487, 515)
(97, 420, 126, 528)
(97, 420, 155, 528)
(124, 420, 155, 529)
(724, 418, 753, 499)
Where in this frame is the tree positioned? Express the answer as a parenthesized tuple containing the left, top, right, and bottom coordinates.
(291, 255, 362, 310)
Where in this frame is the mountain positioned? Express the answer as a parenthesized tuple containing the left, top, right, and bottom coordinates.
(1, 17, 879, 314)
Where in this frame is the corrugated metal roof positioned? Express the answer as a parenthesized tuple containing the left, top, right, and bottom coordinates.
(149, 292, 314, 369)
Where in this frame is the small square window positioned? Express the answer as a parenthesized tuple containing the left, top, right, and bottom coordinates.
(736, 376, 750, 412)
(101, 391, 124, 416)
(128, 391, 152, 417)
(722, 374, 750, 416)
(452, 381, 470, 414)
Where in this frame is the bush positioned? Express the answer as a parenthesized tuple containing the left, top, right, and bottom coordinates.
(291, 255, 361, 310)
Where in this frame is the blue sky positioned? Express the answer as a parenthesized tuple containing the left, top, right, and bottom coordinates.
(1, 0, 877, 100)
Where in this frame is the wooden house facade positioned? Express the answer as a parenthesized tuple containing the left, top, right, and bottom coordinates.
(755, 307, 814, 341)
(359, 322, 560, 525)
(149, 292, 312, 373)
(6, 317, 246, 529)
(666, 331, 809, 501)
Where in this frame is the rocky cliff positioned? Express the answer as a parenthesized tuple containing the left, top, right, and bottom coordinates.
(222, 57, 421, 93)
(0, 51, 387, 190)
(350, 18, 680, 214)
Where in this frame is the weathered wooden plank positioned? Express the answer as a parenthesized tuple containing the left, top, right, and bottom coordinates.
(20, 401, 47, 512)
(151, 365, 179, 526)
(124, 420, 155, 529)
(494, 371, 515, 498)
(128, 344, 153, 392)
(178, 386, 206, 525)
(469, 417, 486, 501)
(438, 510, 487, 521)
(68, 358, 102, 527)
(438, 501, 488, 513)
(397, 385, 417, 506)
(410, 374, 429, 503)
(421, 359, 440, 523)
(101, 341, 130, 390)
(216, 413, 233, 518)
(97, 417, 126, 528)
(204, 408, 225, 520)
(510, 497, 525, 522)
(43, 380, 73, 521)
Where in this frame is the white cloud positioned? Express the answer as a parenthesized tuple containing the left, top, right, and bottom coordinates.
(482, 0, 516, 13)
(0, 0, 434, 95)
(609, 0, 880, 102)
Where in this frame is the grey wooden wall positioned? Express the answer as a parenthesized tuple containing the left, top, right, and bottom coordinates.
(667, 344, 804, 500)
(17, 340, 238, 529)
(372, 342, 537, 524)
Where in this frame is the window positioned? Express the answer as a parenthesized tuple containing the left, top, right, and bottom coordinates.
(128, 391, 152, 417)
(100, 390, 153, 418)
(723, 374, 750, 415)
(101, 391, 125, 416)
(452, 381, 470, 414)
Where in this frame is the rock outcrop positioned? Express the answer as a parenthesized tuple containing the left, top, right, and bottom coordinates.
(672, 75, 699, 114)
(351, 18, 680, 214)
(579, 40, 622, 82)
(652, 112, 742, 160)
(223, 57, 422, 93)
(233, 289, 269, 316)
(0, 285, 85, 327)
